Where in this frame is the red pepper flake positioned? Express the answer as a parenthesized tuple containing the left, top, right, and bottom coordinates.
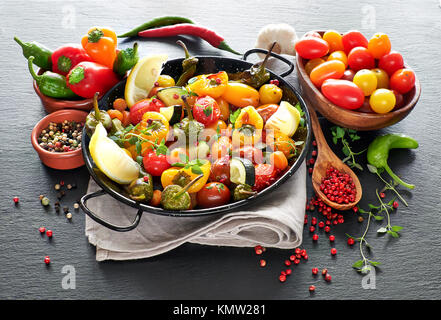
(44, 256, 51, 265)
(39, 227, 46, 234)
(46, 230, 53, 238)
(13, 197, 19, 204)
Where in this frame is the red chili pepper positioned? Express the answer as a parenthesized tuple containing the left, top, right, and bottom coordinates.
(138, 24, 241, 55)
(66, 61, 120, 98)
(51, 44, 92, 76)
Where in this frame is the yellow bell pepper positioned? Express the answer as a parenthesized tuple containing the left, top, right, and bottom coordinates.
(161, 160, 211, 193)
(81, 27, 117, 69)
(232, 106, 264, 146)
(186, 71, 228, 98)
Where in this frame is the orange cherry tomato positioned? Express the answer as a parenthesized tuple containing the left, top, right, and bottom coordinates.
(113, 98, 127, 112)
(371, 68, 389, 89)
(270, 151, 288, 170)
(215, 97, 230, 121)
(368, 33, 391, 59)
(323, 30, 344, 52)
(305, 58, 326, 75)
(309, 60, 346, 87)
(327, 50, 348, 68)
(221, 82, 260, 108)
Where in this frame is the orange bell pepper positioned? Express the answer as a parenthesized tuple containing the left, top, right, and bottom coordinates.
(186, 71, 228, 98)
(81, 27, 117, 68)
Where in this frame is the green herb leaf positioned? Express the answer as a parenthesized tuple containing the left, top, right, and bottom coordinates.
(352, 260, 364, 269)
(135, 141, 142, 155)
(367, 164, 378, 174)
(391, 225, 403, 232)
(229, 109, 241, 127)
(191, 165, 203, 175)
(373, 215, 384, 221)
(387, 230, 399, 238)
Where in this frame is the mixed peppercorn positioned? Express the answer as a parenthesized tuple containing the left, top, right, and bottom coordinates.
(38, 120, 83, 152)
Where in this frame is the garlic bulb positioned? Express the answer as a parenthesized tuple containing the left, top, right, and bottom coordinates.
(255, 23, 298, 58)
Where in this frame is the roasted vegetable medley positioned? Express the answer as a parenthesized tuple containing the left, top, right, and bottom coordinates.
(87, 45, 307, 211)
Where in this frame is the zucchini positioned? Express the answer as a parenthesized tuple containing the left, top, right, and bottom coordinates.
(160, 105, 182, 125)
(230, 157, 255, 186)
(156, 86, 187, 107)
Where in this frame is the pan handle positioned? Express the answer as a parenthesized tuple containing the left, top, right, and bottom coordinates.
(80, 189, 143, 232)
(243, 48, 295, 77)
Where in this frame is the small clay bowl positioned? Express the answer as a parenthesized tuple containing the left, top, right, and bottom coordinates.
(33, 69, 95, 114)
(295, 31, 421, 131)
(31, 109, 88, 170)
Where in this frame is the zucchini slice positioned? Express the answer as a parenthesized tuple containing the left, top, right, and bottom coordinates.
(160, 105, 182, 125)
(230, 157, 255, 186)
(156, 86, 187, 107)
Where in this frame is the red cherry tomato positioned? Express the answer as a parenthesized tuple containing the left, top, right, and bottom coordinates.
(192, 96, 221, 126)
(196, 182, 231, 208)
(295, 37, 329, 59)
(342, 30, 368, 54)
(390, 69, 416, 94)
(321, 79, 364, 110)
(341, 69, 356, 82)
(392, 90, 405, 109)
(347, 47, 375, 71)
(378, 51, 404, 76)
(130, 98, 166, 125)
(309, 60, 346, 87)
(142, 151, 171, 176)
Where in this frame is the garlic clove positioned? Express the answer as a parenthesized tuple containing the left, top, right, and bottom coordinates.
(255, 23, 298, 59)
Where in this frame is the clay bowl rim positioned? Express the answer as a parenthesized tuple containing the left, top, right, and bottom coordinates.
(295, 30, 421, 122)
(32, 69, 95, 108)
(31, 109, 88, 158)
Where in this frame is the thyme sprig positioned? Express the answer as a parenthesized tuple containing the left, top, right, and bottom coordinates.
(330, 126, 366, 171)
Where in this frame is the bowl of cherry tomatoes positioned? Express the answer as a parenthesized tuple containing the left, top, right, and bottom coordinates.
(295, 30, 421, 131)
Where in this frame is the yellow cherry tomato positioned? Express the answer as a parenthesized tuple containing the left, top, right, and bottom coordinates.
(371, 68, 389, 89)
(258, 84, 283, 105)
(327, 50, 348, 68)
(221, 82, 260, 108)
(369, 89, 396, 114)
(304, 58, 326, 75)
(156, 75, 175, 87)
(353, 69, 378, 96)
(323, 30, 344, 52)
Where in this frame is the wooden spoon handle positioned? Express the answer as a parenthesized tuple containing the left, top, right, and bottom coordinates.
(306, 102, 329, 153)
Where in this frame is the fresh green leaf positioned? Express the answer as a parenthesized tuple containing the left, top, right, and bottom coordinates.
(391, 225, 403, 232)
(352, 260, 364, 269)
(135, 141, 142, 155)
(368, 204, 380, 210)
(387, 230, 399, 238)
(369, 261, 381, 267)
(191, 165, 203, 175)
(367, 164, 378, 174)
(342, 145, 350, 156)
(373, 215, 384, 221)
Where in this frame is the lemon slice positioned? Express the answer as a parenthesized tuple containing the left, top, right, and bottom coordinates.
(265, 101, 301, 137)
(125, 54, 168, 108)
(89, 123, 140, 184)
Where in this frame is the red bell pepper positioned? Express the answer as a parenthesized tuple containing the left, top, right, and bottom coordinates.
(51, 44, 92, 76)
(66, 61, 119, 98)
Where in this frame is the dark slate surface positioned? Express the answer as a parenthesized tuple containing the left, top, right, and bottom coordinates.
(0, 0, 440, 300)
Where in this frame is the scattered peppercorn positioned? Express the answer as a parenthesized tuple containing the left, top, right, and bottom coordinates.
(38, 120, 83, 153)
(46, 230, 53, 238)
(285, 259, 291, 266)
(312, 268, 319, 275)
(319, 167, 357, 204)
(312, 234, 319, 241)
(13, 197, 19, 204)
(67, 184, 72, 190)
(279, 274, 286, 282)
(41, 197, 50, 206)
(285, 268, 292, 275)
(347, 238, 355, 246)
(393, 201, 399, 209)
(322, 268, 328, 276)
(329, 235, 335, 242)
(324, 226, 331, 233)
(358, 216, 364, 223)
(54, 184, 61, 190)
(325, 274, 332, 282)
(254, 245, 263, 255)
(259, 259, 266, 267)
(309, 285, 316, 292)
(331, 248, 337, 256)
(44, 256, 51, 265)
(73, 203, 80, 210)
(39, 227, 46, 234)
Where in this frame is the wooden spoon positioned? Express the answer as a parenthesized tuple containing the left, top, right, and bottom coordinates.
(307, 102, 362, 210)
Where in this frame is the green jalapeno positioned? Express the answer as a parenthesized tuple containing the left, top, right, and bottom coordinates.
(161, 174, 204, 210)
(28, 56, 77, 99)
(367, 133, 419, 189)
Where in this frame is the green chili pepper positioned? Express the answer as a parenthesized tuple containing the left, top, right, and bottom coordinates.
(113, 43, 139, 76)
(15, 36, 52, 70)
(228, 42, 275, 89)
(85, 92, 112, 135)
(367, 133, 419, 189)
(28, 56, 77, 99)
(118, 16, 195, 38)
(233, 184, 257, 201)
(174, 95, 204, 142)
(176, 40, 198, 86)
(126, 175, 153, 202)
(161, 174, 203, 210)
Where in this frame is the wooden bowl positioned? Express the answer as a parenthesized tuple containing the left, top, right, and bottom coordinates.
(31, 109, 88, 170)
(33, 69, 95, 114)
(295, 32, 421, 131)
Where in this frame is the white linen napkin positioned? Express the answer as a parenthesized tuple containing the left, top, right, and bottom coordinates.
(85, 161, 306, 261)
